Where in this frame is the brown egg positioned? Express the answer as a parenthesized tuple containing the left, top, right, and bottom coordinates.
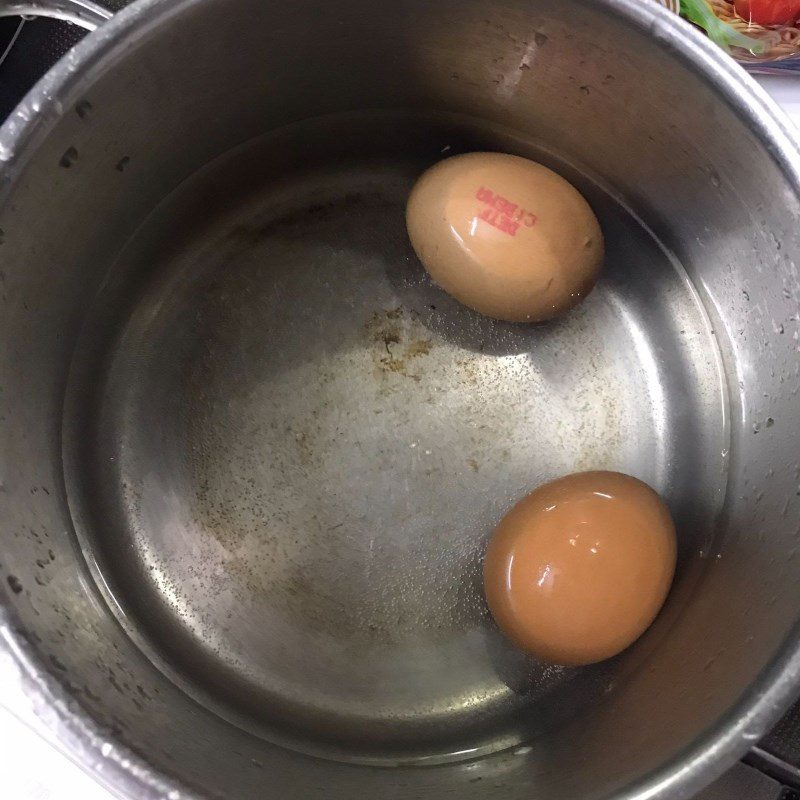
(483, 472, 676, 666)
(406, 152, 603, 322)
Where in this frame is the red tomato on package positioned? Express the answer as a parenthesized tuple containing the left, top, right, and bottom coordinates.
(734, 0, 800, 26)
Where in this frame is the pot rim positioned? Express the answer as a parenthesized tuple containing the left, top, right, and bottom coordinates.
(2, 1, 800, 798)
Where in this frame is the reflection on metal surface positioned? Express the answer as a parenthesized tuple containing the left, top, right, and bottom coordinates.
(0, 0, 112, 30)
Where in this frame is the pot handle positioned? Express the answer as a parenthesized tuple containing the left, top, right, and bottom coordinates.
(0, 0, 112, 30)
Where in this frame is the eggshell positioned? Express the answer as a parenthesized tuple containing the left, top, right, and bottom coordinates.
(406, 152, 603, 322)
(483, 471, 676, 666)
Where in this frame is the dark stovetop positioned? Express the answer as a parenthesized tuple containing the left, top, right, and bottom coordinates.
(2, 12, 800, 800)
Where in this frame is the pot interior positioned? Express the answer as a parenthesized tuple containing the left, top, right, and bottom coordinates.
(62, 109, 726, 765)
(2, 0, 800, 798)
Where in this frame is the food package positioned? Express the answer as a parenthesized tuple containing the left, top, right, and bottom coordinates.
(661, 0, 800, 71)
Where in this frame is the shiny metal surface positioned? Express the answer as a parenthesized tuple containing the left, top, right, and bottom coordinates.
(1, 0, 800, 799)
(0, 0, 112, 30)
(62, 113, 726, 765)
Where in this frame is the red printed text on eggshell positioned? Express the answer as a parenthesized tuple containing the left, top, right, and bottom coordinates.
(474, 186, 537, 237)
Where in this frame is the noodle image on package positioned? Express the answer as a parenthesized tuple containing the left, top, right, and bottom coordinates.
(663, 0, 800, 69)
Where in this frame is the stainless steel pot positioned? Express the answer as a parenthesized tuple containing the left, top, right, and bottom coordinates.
(2, 1, 800, 798)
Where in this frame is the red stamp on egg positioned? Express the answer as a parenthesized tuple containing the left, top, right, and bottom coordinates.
(474, 186, 537, 237)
